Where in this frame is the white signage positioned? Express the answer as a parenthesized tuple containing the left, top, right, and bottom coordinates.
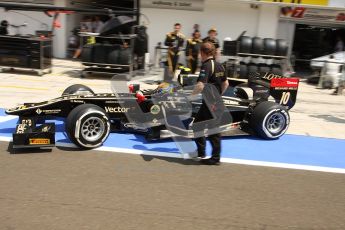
(280, 6, 345, 23)
(141, 0, 205, 11)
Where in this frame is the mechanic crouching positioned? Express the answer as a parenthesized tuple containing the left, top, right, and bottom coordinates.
(192, 42, 229, 165)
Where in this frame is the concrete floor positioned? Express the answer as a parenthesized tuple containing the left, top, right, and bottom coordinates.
(0, 141, 345, 230)
(0, 59, 344, 139)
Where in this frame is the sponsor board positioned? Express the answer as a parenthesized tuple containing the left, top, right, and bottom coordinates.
(29, 138, 50, 145)
(141, 0, 205, 11)
(36, 109, 61, 115)
(262, 0, 328, 6)
(71, 100, 84, 103)
(280, 6, 345, 23)
(262, 72, 284, 81)
(271, 78, 299, 88)
(105, 107, 129, 113)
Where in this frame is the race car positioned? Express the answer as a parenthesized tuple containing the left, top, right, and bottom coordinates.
(5, 72, 299, 149)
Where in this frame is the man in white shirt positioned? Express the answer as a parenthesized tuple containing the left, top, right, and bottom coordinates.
(319, 55, 342, 89)
(92, 16, 104, 34)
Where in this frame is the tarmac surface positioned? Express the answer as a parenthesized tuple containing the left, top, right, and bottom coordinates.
(1, 141, 345, 230)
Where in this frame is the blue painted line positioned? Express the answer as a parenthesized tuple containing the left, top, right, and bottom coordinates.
(0, 109, 6, 116)
(1, 109, 345, 170)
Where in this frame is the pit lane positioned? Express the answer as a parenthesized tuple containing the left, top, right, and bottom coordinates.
(0, 140, 345, 230)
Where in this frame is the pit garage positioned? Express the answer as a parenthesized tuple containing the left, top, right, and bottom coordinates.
(0, 0, 345, 229)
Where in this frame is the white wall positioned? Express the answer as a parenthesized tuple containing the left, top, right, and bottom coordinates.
(277, 20, 296, 57)
(256, 4, 280, 38)
(0, 8, 52, 35)
(328, 0, 345, 7)
(141, 1, 261, 57)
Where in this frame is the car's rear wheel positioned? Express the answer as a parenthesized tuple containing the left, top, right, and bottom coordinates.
(66, 104, 110, 149)
(250, 101, 289, 139)
(62, 84, 95, 96)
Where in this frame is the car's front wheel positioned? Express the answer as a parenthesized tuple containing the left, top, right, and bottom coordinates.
(62, 84, 95, 96)
(66, 104, 110, 149)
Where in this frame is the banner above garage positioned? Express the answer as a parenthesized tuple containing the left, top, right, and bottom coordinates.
(141, 0, 205, 11)
(280, 6, 345, 23)
(262, 0, 328, 6)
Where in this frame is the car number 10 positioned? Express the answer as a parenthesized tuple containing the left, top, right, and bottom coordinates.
(280, 92, 290, 105)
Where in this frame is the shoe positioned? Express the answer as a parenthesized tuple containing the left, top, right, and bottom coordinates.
(187, 151, 198, 159)
(200, 158, 220, 165)
(188, 152, 205, 161)
(198, 153, 206, 158)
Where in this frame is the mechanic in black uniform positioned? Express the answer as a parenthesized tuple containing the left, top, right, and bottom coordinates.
(185, 30, 202, 74)
(192, 42, 229, 165)
(164, 23, 185, 74)
(203, 28, 220, 58)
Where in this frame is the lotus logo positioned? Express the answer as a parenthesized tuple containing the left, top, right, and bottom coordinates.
(36, 109, 42, 114)
(150, 105, 161, 115)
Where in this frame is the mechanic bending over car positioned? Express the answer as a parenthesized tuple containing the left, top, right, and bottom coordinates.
(192, 42, 229, 165)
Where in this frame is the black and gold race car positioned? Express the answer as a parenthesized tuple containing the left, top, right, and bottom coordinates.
(6, 72, 299, 149)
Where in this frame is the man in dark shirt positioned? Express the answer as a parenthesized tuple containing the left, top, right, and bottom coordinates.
(203, 28, 220, 49)
(192, 42, 229, 165)
(186, 30, 202, 74)
(164, 23, 185, 73)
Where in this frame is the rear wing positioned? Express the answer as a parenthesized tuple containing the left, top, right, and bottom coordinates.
(249, 72, 299, 110)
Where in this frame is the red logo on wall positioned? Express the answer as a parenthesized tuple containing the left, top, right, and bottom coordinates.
(291, 7, 306, 18)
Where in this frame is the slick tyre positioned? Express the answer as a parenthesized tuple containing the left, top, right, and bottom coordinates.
(62, 84, 95, 96)
(276, 39, 288, 56)
(239, 36, 252, 53)
(239, 63, 248, 79)
(118, 48, 131, 65)
(250, 101, 289, 139)
(252, 37, 264, 54)
(66, 104, 111, 149)
(271, 65, 283, 75)
(258, 64, 270, 74)
(263, 38, 276, 56)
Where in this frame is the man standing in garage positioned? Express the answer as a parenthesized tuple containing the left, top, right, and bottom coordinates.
(203, 28, 220, 54)
(165, 23, 185, 74)
(186, 30, 202, 74)
(192, 42, 229, 165)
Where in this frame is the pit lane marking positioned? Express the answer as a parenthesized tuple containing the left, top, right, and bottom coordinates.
(0, 135, 344, 174)
(0, 85, 49, 91)
(0, 115, 17, 123)
(16, 78, 106, 87)
(17, 78, 50, 82)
